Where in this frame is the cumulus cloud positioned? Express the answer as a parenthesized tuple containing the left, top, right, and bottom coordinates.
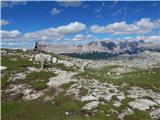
(51, 8, 63, 15)
(0, 19, 9, 26)
(136, 35, 160, 42)
(1, 30, 21, 40)
(57, 1, 82, 7)
(24, 22, 86, 41)
(90, 18, 160, 35)
(72, 34, 92, 41)
(72, 34, 85, 41)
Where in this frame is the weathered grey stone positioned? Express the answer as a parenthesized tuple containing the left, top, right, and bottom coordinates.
(128, 99, 157, 110)
(113, 101, 121, 107)
(52, 57, 57, 63)
(150, 108, 160, 119)
(57, 60, 74, 67)
(12, 73, 26, 81)
(34, 54, 52, 63)
(118, 108, 133, 119)
(82, 101, 99, 110)
(47, 69, 77, 87)
(81, 95, 98, 102)
(0, 66, 7, 71)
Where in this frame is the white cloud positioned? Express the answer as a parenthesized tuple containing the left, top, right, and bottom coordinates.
(0, 19, 9, 26)
(57, 1, 82, 7)
(90, 18, 160, 35)
(1, 1, 26, 8)
(71, 34, 93, 41)
(24, 22, 86, 41)
(1, 30, 21, 40)
(72, 34, 84, 41)
(136, 35, 160, 42)
(51, 8, 62, 15)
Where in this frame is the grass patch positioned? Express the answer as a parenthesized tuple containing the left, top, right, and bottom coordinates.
(124, 109, 152, 120)
(1, 56, 40, 72)
(118, 97, 133, 112)
(61, 82, 75, 90)
(96, 102, 118, 120)
(52, 63, 79, 72)
(2, 93, 85, 120)
(30, 81, 48, 90)
(26, 71, 56, 80)
(79, 87, 88, 96)
(25, 71, 57, 90)
(73, 65, 119, 83)
(74, 66, 160, 90)
(120, 68, 160, 90)
(1, 74, 10, 88)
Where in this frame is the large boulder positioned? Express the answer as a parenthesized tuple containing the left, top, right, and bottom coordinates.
(57, 60, 74, 67)
(128, 99, 157, 111)
(34, 54, 52, 63)
(52, 57, 57, 63)
(0, 66, 7, 71)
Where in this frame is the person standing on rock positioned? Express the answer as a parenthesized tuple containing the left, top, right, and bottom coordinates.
(34, 42, 39, 51)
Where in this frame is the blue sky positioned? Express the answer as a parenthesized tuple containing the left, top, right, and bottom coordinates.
(1, 1, 160, 48)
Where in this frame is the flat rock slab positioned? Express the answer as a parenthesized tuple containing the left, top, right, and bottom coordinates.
(0, 66, 7, 71)
(47, 70, 77, 87)
(82, 101, 100, 110)
(81, 95, 98, 102)
(12, 73, 26, 81)
(128, 99, 157, 111)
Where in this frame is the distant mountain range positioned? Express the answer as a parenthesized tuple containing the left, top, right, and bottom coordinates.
(36, 40, 160, 59)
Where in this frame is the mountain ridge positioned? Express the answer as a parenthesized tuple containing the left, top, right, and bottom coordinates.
(36, 40, 160, 59)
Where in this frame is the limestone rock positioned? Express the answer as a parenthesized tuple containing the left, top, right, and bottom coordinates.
(57, 60, 74, 67)
(34, 54, 52, 63)
(0, 66, 7, 71)
(82, 101, 99, 110)
(81, 95, 98, 102)
(128, 99, 157, 110)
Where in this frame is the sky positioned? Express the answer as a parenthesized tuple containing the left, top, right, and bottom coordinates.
(1, 1, 160, 49)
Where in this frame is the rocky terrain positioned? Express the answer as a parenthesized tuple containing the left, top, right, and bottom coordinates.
(1, 48, 160, 120)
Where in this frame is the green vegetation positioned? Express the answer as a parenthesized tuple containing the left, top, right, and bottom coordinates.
(30, 81, 48, 90)
(121, 68, 160, 89)
(1, 56, 40, 72)
(26, 71, 56, 80)
(96, 102, 118, 120)
(79, 87, 88, 96)
(2, 94, 85, 120)
(1, 49, 158, 120)
(25, 71, 57, 90)
(1, 55, 41, 89)
(124, 110, 152, 120)
(52, 63, 79, 72)
(1, 74, 10, 88)
(61, 82, 76, 90)
(118, 97, 133, 112)
(74, 66, 160, 90)
(74, 66, 119, 83)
